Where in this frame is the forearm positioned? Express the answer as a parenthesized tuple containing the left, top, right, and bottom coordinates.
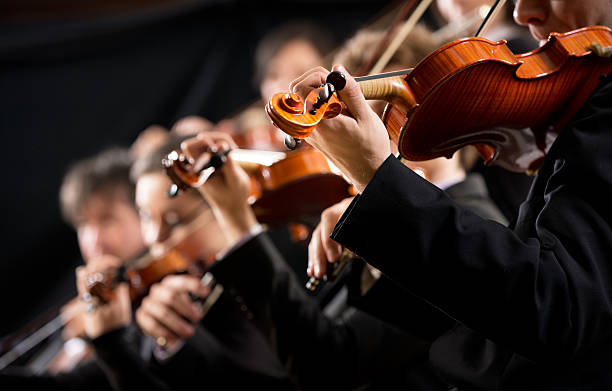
(333, 155, 612, 360)
(212, 232, 389, 390)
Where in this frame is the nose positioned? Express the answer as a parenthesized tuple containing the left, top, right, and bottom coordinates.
(143, 220, 171, 248)
(513, 0, 548, 26)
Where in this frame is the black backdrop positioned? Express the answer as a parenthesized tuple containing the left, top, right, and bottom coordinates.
(0, 0, 391, 337)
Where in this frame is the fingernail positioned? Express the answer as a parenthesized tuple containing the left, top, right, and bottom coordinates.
(314, 265, 320, 277)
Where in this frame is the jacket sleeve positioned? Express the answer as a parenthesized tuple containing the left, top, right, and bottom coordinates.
(90, 328, 172, 391)
(331, 78, 612, 363)
(211, 232, 429, 390)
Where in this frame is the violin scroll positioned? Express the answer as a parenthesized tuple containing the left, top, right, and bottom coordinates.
(85, 266, 126, 304)
(162, 149, 229, 198)
(267, 26, 612, 173)
(266, 71, 347, 140)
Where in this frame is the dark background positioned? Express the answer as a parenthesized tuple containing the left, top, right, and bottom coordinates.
(0, 0, 393, 338)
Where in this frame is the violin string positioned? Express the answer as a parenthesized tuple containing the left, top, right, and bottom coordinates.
(355, 68, 412, 82)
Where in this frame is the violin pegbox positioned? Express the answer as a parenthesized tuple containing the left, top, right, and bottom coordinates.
(265, 71, 347, 141)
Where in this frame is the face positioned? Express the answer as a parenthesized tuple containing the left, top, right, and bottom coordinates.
(135, 172, 227, 262)
(513, 0, 612, 45)
(76, 193, 145, 264)
(259, 39, 323, 103)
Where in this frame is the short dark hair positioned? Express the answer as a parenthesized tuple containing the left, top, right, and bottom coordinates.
(254, 20, 335, 87)
(130, 133, 208, 205)
(60, 148, 134, 227)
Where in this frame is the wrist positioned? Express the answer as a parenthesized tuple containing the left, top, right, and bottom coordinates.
(214, 203, 258, 245)
(353, 153, 389, 193)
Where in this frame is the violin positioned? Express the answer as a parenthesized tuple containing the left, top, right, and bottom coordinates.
(162, 147, 353, 227)
(266, 26, 612, 173)
(84, 249, 195, 304)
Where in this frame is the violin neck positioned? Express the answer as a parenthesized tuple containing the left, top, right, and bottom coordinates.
(355, 69, 415, 113)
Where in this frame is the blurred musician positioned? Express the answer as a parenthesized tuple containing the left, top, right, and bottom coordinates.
(1, 148, 145, 389)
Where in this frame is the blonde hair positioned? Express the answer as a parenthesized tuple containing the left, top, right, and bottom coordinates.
(332, 24, 438, 73)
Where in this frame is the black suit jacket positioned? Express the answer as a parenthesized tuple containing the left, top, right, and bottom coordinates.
(212, 231, 434, 391)
(87, 275, 293, 390)
(346, 173, 510, 390)
(331, 75, 612, 390)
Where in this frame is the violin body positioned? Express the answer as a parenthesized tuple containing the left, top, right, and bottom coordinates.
(394, 25, 612, 172)
(164, 148, 352, 227)
(247, 148, 352, 226)
(86, 249, 193, 303)
(267, 26, 612, 172)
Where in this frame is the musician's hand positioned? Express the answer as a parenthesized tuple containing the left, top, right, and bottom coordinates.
(290, 65, 392, 193)
(75, 256, 131, 339)
(135, 275, 209, 347)
(181, 132, 258, 246)
(308, 197, 354, 279)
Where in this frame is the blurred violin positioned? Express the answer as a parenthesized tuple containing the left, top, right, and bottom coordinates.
(162, 147, 353, 227)
(267, 25, 612, 173)
(84, 249, 196, 304)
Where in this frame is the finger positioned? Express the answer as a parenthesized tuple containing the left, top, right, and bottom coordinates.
(290, 67, 329, 102)
(181, 133, 212, 164)
(308, 225, 329, 279)
(289, 66, 329, 94)
(205, 131, 239, 150)
(320, 208, 343, 264)
(307, 225, 319, 276)
(149, 284, 203, 323)
(115, 284, 132, 310)
(215, 155, 247, 187)
(75, 266, 87, 295)
(85, 255, 123, 273)
(140, 297, 195, 339)
(161, 274, 210, 299)
(136, 308, 179, 342)
(331, 64, 373, 123)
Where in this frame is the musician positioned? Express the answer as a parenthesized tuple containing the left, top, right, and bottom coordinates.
(1, 148, 146, 389)
(290, 0, 612, 389)
(314, 24, 509, 389)
(254, 20, 335, 104)
(174, 131, 434, 390)
(82, 134, 293, 390)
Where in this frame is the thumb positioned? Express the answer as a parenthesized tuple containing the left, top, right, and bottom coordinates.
(332, 65, 371, 123)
